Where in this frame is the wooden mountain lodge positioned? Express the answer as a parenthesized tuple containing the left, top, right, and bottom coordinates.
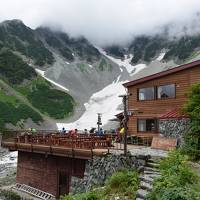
(123, 60, 200, 143)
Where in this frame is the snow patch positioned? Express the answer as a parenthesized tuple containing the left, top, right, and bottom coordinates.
(130, 63, 146, 76)
(156, 52, 166, 61)
(35, 69, 69, 92)
(88, 64, 93, 68)
(97, 47, 146, 76)
(57, 81, 126, 130)
(112, 75, 121, 83)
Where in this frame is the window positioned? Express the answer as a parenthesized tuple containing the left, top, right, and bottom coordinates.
(138, 87, 155, 100)
(157, 84, 175, 99)
(138, 119, 158, 132)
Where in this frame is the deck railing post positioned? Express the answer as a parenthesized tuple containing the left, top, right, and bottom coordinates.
(25, 134, 28, 143)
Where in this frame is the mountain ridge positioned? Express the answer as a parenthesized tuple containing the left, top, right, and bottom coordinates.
(0, 19, 200, 130)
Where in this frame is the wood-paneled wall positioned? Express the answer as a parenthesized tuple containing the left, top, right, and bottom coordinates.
(127, 65, 200, 136)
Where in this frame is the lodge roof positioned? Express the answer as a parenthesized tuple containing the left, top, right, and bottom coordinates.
(123, 59, 200, 88)
(159, 108, 189, 119)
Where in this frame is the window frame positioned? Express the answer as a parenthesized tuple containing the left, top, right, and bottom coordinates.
(137, 118, 158, 133)
(137, 86, 156, 101)
(157, 83, 176, 100)
(137, 83, 176, 101)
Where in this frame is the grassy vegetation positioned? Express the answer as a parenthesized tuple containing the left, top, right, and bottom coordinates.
(17, 76, 75, 119)
(77, 63, 88, 72)
(0, 101, 43, 129)
(0, 50, 36, 85)
(0, 89, 43, 129)
(145, 150, 200, 200)
(0, 48, 74, 122)
(61, 169, 139, 200)
(99, 59, 112, 71)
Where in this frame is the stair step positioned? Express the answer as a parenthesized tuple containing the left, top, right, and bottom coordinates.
(139, 175, 154, 184)
(137, 189, 149, 198)
(144, 167, 159, 172)
(146, 162, 159, 168)
(140, 181, 153, 191)
(144, 170, 161, 175)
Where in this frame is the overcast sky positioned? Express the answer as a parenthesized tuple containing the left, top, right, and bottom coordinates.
(1, 0, 200, 46)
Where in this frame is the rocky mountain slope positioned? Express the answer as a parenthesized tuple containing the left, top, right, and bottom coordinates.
(1, 19, 200, 130)
(104, 34, 200, 65)
(0, 20, 130, 130)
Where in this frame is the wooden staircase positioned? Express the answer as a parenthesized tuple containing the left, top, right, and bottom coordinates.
(13, 183, 55, 200)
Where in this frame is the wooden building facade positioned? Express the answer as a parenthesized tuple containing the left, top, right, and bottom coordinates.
(123, 60, 200, 138)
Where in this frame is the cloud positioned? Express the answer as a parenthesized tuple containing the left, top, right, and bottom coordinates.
(0, 0, 200, 46)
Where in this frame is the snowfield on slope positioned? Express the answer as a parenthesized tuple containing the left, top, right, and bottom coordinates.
(35, 68, 69, 92)
(97, 47, 146, 76)
(156, 52, 166, 61)
(57, 80, 126, 130)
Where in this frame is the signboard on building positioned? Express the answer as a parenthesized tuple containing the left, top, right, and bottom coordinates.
(151, 137, 177, 151)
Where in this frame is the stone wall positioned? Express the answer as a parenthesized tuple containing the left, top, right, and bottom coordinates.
(159, 118, 190, 140)
(70, 153, 149, 194)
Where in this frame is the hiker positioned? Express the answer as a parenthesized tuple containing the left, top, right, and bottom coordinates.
(61, 127, 66, 134)
(71, 129, 78, 138)
(115, 128, 120, 142)
(99, 128, 104, 136)
(89, 127, 96, 134)
(84, 129, 88, 135)
(119, 127, 125, 143)
(32, 128, 37, 134)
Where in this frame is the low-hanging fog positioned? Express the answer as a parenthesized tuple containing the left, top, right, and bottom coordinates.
(0, 0, 200, 46)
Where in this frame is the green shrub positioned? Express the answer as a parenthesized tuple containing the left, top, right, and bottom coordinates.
(61, 169, 139, 200)
(105, 169, 139, 199)
(145, 150, 200, 200)
(60, 191, 103, 200)
(146, 186, 199, 200)
(0, 190, 21, 200)
(182, 83, 200, 160)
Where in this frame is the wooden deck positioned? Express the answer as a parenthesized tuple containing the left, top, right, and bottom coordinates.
(1, 132, 119, 159)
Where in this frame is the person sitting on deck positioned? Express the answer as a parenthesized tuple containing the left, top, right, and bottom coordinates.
(98, 128, 104, 136)
(61, 127, 66, 134)
(71, 129, 78, 138)
(31, 128, 37, 135)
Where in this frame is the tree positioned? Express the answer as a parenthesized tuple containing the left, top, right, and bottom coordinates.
(183, 83, 200, 160)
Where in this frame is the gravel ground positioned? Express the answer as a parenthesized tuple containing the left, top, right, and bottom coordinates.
(111, 145, 168, 158)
